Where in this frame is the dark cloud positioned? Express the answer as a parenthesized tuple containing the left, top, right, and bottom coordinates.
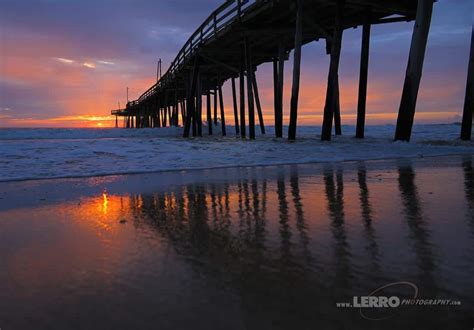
(0, 0, 221, 61)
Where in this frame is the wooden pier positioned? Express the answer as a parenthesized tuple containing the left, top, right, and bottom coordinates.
(111, 0, 473, 141)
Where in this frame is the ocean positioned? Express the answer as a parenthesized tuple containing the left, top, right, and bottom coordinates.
(0, 124, 472, 182)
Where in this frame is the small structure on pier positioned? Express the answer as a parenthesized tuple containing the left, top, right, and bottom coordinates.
(111, 0, 473, 141)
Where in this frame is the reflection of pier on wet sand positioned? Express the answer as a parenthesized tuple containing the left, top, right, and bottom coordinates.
(0, 156, 473, 329)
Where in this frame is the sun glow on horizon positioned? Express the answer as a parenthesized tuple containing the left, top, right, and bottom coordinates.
(0, 115, 117, 128)
(0, 110, 462, 129)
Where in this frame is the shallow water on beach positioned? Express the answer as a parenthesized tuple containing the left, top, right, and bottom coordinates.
(0, 156, 473, 329)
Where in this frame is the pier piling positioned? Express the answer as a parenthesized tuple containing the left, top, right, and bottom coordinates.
(461, 27, 473, 141)
(288, 0, 303, 141)
(110, 0, 446, 145)
(321, 0, 345, 141)
(356, 10, 371, 139)
(395, 0, 434, 142)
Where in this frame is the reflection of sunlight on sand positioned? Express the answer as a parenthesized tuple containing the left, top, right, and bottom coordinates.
(75, 191, 130, 238)
(102, 191, 108, 215)
(0, 194, 138, 296)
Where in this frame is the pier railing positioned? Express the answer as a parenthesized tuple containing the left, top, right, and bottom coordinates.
(129, 0, 257, 107)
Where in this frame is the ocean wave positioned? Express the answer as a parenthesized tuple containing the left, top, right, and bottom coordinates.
(0, 127, 183, 141)
(0, 124, 472, 182)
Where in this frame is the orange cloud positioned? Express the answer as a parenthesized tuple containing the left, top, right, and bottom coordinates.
(1, 34, 466, 128)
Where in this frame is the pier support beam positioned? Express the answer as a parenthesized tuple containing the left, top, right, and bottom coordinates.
(231, 77, 240, 135)
(321, 0, 345, 141)
(146, 107, 150, 128)
(163, 106, 168, 128)
(144, 104, 149, 128)
(149, 102, 154, 128)
(273, 59, 279, 135)
(137, 109, 141, 129)
(214, 87, 218, 126)
(168, 105, 172, 127)
(395, 0, 434, 142)
(240, 51, 247, 139)
(273, 41, 285, 138)
(356, 11, 371, 139)
(197, 75, 203, 137)
(334, 79, 342, 135)
(461, 28, 474, 141)
(156, 98, 161, 128)
(149, 105, 153, 128)
(181, 99, 186, 126)
(253, 70, 266, 134)
(192, 102, 197, 137)
(218, 85, 227, 136)
(288, 0, 303, 141)
(207, 89, 213, 135)
(163, 93, 169, 128)
(148, 105, 152, 128)
(184, 59, 200, 138)
(245, 38, 256, 139)
(174, 89, 179, 127)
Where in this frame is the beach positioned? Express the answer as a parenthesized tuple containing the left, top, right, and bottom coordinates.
(0, 153, 473, 329)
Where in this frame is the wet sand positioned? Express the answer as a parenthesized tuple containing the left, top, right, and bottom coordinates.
(0, 156, 473, 329)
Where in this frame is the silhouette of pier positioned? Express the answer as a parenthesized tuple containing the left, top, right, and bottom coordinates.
(111, 0, 473, 141)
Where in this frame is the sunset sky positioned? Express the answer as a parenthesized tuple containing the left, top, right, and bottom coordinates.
(0, 0, 472, 128)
